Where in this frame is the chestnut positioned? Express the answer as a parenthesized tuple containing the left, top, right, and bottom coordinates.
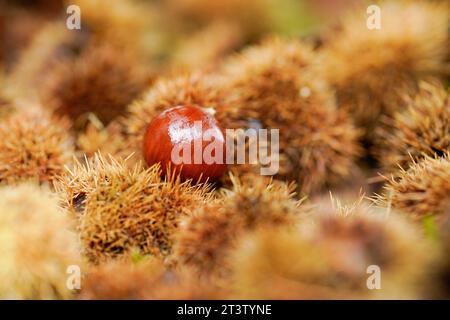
(143, 105, 227, 182)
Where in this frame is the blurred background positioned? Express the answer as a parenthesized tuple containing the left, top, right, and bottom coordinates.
(0, 0, 358, 72)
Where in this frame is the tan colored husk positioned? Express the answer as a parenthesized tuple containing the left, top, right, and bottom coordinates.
(322, 0, 449, 139)
(375, 154, 450, 223)
(173, 174, 307, 281)
(80, 256, 224, 299)
(0, 184, 80, 299)
(0, 106, 74, 186)
(56, 153, 213, 263)
(375, 81, 449, 172)
(231, 198, 436, 299)
(41, 42, 152, 127)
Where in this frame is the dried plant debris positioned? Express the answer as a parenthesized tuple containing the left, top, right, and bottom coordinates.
(0, 107, 74, 186)
(375, 81, 449, 172)
(0, 184, 80, 299)
(56, 153, 212, 263)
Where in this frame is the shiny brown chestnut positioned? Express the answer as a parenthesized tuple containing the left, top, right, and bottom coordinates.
(143, 105, 227, 182)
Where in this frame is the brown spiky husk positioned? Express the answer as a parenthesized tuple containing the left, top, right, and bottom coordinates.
(170, 21, 242, 72)
(0, 4, 58, 70)
(80, 257, 223, 299)
(0, 184, 80, 299)
(41, 42, 152, 127)
(231, 199, 436, 299)
(218, 37, 362, 193)
(322, 0, 449, 139)
(7, 1, 156, 105)
(163, 0, 270, 41)
(5, 22, 88, 101)
(375, 81, 450, 172)
(0, 107, 74, 186)
(375, 154, 450, 222)
(173, 174, 307, 280)
(71, 0, 163, 58)
(56, 153, 213, 263)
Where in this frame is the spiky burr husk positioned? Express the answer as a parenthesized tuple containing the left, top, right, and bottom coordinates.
(71, 0, 164, 59)
(170, 21, 242, 72)
(231, 199, 435, 299)
(0, 184, 80, 299)
(0, 2, 62, 69)
(120, 73, 226, 164)
(0, 107, 74, 186)
(56, 153, 213, 263)
(80, 257, 223, 299)
(163, 0, 270, 41)
(41, 42, 152, 127)
(375, 81, 450, 172)
(322, 0, 449, 140)
(5, 23, 87, 101)
(218, 37, 362, 193)
(375, 154, 450, 223)
(173, 175, 307, 280)
(7, 1, 156, 105)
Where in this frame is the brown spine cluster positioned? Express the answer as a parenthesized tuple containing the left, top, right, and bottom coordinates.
(80, 257, 223, 300)
(56, 153, 213, 263)
(375, 81, 450, 172)
(376, 154, 450, 222)
(0, 184, 80, 299)
(41, 43, 152, 127)
(173, 174, 307, 280)
(322, 0, 449, 141)
(231, 199, 436, 299)
(0, 107, 73, 186)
